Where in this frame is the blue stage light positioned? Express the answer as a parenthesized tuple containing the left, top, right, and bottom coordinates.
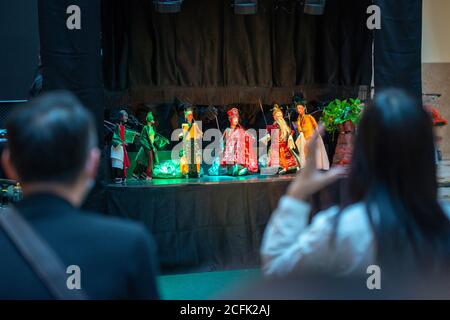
(234, 0, 258, 15)
(153, 0, 183, 13)
(303, 0, 326, 15)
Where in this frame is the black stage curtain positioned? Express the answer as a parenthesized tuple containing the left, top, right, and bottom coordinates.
(102, 0, 373, 106)
(0, 0, 40, 101)
(38, 0, 103, 139)
(374, 0, 423, 98)
(104, 177, 347, 274)
(38, 0, 106, 212)
(105, 179, 291, 273)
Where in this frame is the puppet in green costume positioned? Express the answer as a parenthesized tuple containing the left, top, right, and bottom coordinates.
(133, 112, 162, 180)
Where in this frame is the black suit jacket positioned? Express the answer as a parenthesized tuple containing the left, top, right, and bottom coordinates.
(0, 193, 159, 299)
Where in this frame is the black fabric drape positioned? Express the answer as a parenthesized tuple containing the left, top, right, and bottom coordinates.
(0, 0, 40, 101)
(105, 179, 291, 273)
(38, 0, 103, 139)
(38, 0, 106, 213)
(104, 177, 347, 274)
(374, 0, 423, 98)
(102, 0, 373, 106)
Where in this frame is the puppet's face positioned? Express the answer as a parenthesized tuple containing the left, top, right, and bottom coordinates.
(273, 110, 283, 122)
(229, 116, 239, 127)
(296, 104, 305, 116)
(185, 112, 194, 123)
(146, 113, 155, 126)
(121, 112, 129, 124)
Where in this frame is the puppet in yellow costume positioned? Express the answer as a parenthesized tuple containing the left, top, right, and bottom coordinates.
(178, 106, 203, 178)
(293, 95, 330, 170)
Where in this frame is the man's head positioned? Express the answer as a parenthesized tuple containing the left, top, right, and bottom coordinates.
(2, 91, 100, 205)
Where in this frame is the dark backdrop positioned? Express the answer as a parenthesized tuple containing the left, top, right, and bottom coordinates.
(0, 0, 39, 101)
(102, 0, 373, 106)
(374, 0, 423, 99)
(37, 0, 105, 212)
(38, 0, 103, 138)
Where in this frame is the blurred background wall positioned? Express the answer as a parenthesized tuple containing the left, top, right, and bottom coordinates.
(422, 0, 450, 160)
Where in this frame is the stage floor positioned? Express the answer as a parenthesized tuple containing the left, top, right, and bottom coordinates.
(107, 174, 297, 188)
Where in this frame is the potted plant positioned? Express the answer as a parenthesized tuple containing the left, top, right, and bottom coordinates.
(320, 98, 364, 166)
(321, 98, 364, 134)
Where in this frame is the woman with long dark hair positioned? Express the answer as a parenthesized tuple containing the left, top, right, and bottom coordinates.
(261, 89, 450, 278)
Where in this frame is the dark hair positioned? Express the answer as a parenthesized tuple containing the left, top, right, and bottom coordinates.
(5, 91, 98, 184)
(346, 88, 450, 273)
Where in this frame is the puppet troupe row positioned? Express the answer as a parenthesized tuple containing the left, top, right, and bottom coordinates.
(107, 94, 333, 184)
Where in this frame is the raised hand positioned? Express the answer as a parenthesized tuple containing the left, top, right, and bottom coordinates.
(286, 126, 346, 201)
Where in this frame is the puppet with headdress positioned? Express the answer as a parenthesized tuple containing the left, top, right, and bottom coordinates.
(220, 107, 258, 176)
(261, 104, 300, 174)
(111, 109, 131, 183)
(133, 112, 169, 180)
(178, 104, 203, 178)
(292, 94, 330, 170)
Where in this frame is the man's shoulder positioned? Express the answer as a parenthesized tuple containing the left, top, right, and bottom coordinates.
(73, 209, 150, 239)
(0, 208, 158, 299)
(13, 196, 155, 256)
(56, 209, 157, 263)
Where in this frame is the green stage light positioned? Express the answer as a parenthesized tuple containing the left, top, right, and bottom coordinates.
(153, 160, 184, 178)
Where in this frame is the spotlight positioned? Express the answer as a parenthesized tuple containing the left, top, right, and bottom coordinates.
(234, 0, 258, 15)
(303, 0, 326, 15)
(153, 0, 183, 13)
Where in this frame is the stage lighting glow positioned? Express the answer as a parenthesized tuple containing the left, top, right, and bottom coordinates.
(153, 0, 183, 13)
(234, 0, 258, 15)
(303, 0, 326, 15)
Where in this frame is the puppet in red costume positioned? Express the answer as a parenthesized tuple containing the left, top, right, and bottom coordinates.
(262, 105, 300, 174)
(111, 110, 131, 183)
(220, 108, 258, 176)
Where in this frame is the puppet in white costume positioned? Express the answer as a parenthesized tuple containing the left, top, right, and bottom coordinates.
(111, 110, 131, 183)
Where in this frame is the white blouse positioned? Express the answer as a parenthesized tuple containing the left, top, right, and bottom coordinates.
(261, 196, 450, 278)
